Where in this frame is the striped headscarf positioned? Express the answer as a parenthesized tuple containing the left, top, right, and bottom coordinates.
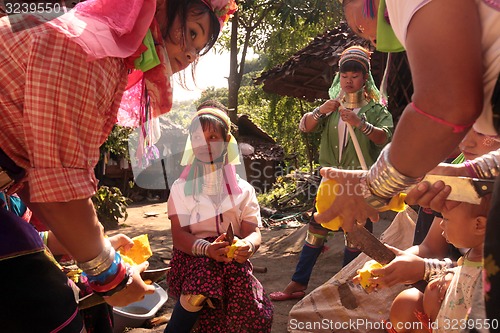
(339, 45, 371, 73)
(329, 45, 382, 104)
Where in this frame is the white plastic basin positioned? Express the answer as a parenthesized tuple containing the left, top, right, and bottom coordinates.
(112, 283, 168, 333)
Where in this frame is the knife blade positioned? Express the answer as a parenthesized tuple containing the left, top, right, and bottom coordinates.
(345, 224, 395, 264)
(406, 175, 495, 204)
(225, 222, 234, 244)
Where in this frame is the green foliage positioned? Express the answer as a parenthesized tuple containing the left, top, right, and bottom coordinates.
(257, 168, 320, 213)
(238, 84, 322, 168)
(205, 0, 344, 182)
(226, 0, 340, 54)
(100, 125, 134, 160)
(171, 99, 198, 113)
(198, 87, 229, 106)
(222, 1, 343, 168)
(257, 175, 297, 208)
(91, 186, 131, 230)
(166, 102, 197, 129)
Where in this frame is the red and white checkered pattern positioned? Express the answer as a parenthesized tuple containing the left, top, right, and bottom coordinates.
(0, 16, 127, 202)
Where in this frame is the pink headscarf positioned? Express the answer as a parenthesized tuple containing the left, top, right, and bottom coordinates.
(46, 0, 156, 60)
(44, 0, 172, 128)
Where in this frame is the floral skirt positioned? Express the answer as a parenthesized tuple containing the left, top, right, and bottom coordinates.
(167, 245, 273, 333)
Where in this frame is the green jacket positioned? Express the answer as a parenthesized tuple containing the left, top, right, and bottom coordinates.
(314, 100, 393, 169)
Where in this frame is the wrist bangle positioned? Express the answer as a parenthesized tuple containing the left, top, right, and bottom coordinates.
(359, 173, 390, 210)
(85, 252, 122, 284)
(361, 122, 374, 136)
(78, 239, 115, 277)
(94, 265, 134, 297)
(192, 239, 211, 257)
(357, 115, 366, 130)
(469, 150, 500, 179)
(312, 107, 325, 121)
(89, 261, 126, 292)
(245, 239, 256, 255)
(366, 144, 423, 199)
(464, 160, 479, 178)
(423, 258, 453, 281)
(443, 257, 453, 268)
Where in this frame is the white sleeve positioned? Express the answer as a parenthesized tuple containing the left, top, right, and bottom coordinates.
(239, 181, 262, 228)
(167, 180, 189, 218)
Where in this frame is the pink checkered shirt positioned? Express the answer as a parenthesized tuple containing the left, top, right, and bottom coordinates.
(0, 16, 128, 202)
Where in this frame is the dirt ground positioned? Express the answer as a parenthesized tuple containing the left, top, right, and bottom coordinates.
(106, 201, 394, 333)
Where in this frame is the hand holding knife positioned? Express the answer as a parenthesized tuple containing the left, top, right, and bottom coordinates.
(407, 174, 495, 205)
(330, 174, 494, 264)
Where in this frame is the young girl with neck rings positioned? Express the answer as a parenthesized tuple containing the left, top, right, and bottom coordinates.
(165, 105, 273, 333)
(270, 46, 393, 302)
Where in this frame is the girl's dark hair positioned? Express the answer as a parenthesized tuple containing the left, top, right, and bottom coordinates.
(165, 0, 221, 87)
(189, 114, 229, 141)
(197, 99, 229, 113)
(339, 60, 367, 75)
(165, 0, 220, 56)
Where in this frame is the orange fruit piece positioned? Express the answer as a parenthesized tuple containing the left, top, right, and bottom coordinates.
(358, 261, 384, 289)
(120, 234, 153, 265)
(226, 239, 246, 259)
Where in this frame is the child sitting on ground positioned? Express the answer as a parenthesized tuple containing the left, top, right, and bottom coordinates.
(164, 103, 273, 333)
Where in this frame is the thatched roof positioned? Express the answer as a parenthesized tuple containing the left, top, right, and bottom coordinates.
(237, 115, 284, 161)
(254, 22, 379, 102)
(254, 21, 413, 123)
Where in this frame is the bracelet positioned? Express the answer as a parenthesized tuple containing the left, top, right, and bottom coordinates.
(411, 102, 474, 133)
(423, 258, 453, 281)
(464, 160, 479, 178)
(469, 150, 500, 179)
(361, 122, 374, 136)
(77, 239, 115, 277)
(358, 115, 366, 129)
(94, 265, 134, 297)
(244, 239, 256, 256)
(471, 161, 485, 179)
(359, 173, 391, 210)
(86, 252, 122, 284)
(366, 144, 423, 199)
(474, 158, 490, 179)
(89, 261, 126, 292)
(358, 115, 374, 135)
(312, 107, 325, 121)
(192, 239, 211, 257)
